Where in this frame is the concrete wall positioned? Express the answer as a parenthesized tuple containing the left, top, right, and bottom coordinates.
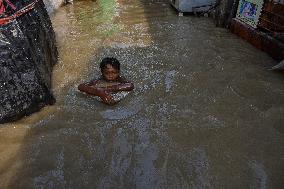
(214, 0, 239, 28)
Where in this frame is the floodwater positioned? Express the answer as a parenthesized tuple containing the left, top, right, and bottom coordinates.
(1, 0, 284, 188)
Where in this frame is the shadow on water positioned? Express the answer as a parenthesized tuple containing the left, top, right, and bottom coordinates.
(1, 0, 284, 188)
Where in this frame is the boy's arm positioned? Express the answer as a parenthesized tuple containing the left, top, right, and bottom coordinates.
(78, 83, 116, 105)
(105, 76, 134, 92)
(105, 82, 134, 92)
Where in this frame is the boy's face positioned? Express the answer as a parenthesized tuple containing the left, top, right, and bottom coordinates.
(102, 64, 119, 81)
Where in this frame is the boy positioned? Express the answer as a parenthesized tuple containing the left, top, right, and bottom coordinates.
(78, 57, 134, 105)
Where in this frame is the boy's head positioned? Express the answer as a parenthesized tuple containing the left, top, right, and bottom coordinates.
(100, 57, 120, 81)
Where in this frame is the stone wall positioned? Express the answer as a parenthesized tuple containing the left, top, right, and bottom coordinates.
(0, 0, 58, 123)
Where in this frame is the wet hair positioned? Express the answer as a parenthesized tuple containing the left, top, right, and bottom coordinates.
(100, 57, 120, 72)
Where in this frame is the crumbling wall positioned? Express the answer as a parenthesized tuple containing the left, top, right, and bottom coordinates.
(0, 0, 58, 123)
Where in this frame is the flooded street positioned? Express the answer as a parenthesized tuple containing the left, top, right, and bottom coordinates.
(1, 0, 284, 188)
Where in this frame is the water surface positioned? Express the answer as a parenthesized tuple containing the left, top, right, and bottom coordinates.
(0, 0, 284, 188)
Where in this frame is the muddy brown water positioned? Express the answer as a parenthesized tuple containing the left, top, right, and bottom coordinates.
(1, 0, 284, 188)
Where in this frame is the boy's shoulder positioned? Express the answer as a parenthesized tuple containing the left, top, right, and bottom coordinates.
(118, 76, 130, 83)
(90, 75, 130, 83)
(88, 77, 102, 85)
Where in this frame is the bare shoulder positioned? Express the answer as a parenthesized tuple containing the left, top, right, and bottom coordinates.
(118, 76, 132, 83)
(87, 77, 103, 86)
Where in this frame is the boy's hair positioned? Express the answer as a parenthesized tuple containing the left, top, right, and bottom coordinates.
(100, 57, 120, 72)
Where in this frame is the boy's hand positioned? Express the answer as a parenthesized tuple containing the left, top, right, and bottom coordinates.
(100, 92, 116, 105)
(78, 83, 118, 105)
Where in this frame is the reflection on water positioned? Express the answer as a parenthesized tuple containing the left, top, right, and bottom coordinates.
(0, 0, 284, 188)
(100, 97, 143, 120)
